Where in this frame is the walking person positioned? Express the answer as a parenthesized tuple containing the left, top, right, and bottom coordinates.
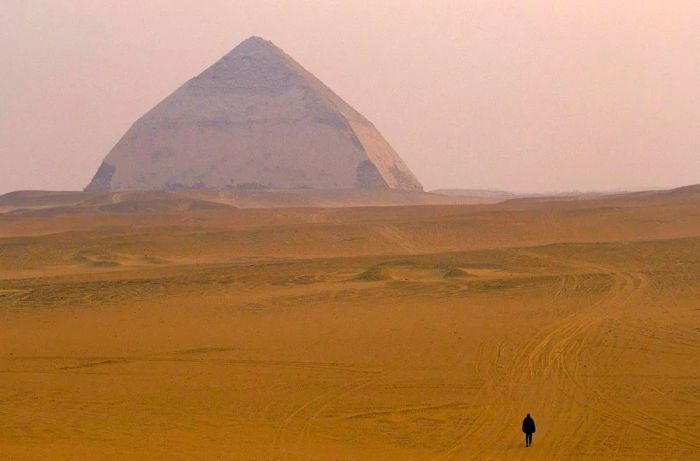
(522, 413, 536, 447)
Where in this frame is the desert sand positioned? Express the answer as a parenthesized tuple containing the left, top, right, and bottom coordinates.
(1, 186, 699, 460)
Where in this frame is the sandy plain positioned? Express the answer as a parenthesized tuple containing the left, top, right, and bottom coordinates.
(1, 187, 699, 460)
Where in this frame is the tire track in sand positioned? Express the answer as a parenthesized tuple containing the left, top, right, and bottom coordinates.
(430, 251, 657, 460)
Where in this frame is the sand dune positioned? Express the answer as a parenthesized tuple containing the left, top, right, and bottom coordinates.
(0, 186, 698, 459)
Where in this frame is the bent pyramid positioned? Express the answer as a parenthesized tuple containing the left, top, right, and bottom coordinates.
(86, 36, 422, 192)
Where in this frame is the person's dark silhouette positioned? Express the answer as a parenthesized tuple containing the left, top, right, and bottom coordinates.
(522, 413, 536, 447)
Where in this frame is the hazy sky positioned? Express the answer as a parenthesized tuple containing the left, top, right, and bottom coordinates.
(2, 0, 699, 194)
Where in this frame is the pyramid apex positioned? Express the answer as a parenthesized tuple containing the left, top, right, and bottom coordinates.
(234, 35, 276, 52)
(244, 35, 267, 42)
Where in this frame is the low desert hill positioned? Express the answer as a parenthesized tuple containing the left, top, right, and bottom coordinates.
(0, 184, 698, 266)
(0, 188, 505, 216)
(430, 188, 518, 199)
(5, 185, 693, 217)
(0, 190, 91, 213)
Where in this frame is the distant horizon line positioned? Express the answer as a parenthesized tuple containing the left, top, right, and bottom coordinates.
(1, 183, 698, 198)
